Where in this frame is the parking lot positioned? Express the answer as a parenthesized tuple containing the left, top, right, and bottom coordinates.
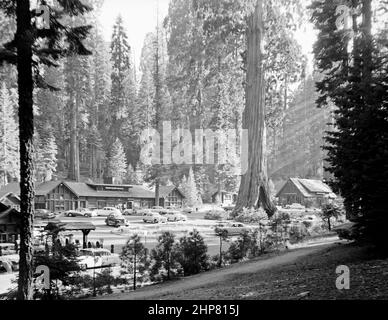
(56, 211, 230, 256)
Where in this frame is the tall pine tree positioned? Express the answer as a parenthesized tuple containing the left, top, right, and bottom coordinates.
(311, 0, 388, 247)
(0, 83, 19, 186)
(0, 0, 93, 299)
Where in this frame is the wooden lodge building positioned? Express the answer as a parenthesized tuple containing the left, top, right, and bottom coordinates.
(0, 181, 185, 213)
(276, 178, 336, 207)
(0, 202, 20, 244)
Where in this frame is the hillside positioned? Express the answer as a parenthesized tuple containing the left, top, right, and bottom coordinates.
(94, 242, 388, 300)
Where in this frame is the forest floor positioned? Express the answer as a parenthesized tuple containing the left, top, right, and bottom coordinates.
(94, 240, 388, 300)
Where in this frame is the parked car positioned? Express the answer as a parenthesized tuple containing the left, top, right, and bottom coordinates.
(214, 222, 255, 236)
(150, 206, 164, 214)
(0, 243, 17, 256)
(164, 210, 187, 222)
(78, 248, 120, 269)
(159, 207, 172, 215)
(81, 208, 98, 217)
(222, 205, 235, 212)
(0, 254, 19, 273)
(181, 207, 194, 214)
(143, 212, 167, 224)
(105, 213, 129, 227)
(123, 208, 144, 216)
(94, 207, 121, 217)
(64, 209, 89, 217)
(137, 208, 153, 216)
(285, 203, 306, 210)
(35, 209, 55, 219)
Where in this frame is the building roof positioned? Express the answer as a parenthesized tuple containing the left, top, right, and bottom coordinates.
(277, 178, 336, 198)
(35, 181, 62, 196)
(0, 182, 20, 200)
(289, 178, 312, 198)
(298, 179, 333, 194)
(45, 221, 96, 232)
(159, 186, 185, 198)
(0, 203, 19, 221)
(0, 181, 157, 200)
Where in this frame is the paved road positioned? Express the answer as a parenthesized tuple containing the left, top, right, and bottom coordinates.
(93, 240, 340, 300)
(0, 213, 228, 294)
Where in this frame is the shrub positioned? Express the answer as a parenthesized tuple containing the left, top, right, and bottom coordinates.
(319, 202, 344, 230)
(234, 207, 268, 223)
(150, 232, 181, 282)
(120, 234, 150, 290)
(204, 210, 228, 220)
(288, 223, 309, 243)
(226, 230, 262, 263)
(302, 220, 313, 229)
(175, 230, 209, 276)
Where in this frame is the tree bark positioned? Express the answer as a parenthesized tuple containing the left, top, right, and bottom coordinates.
(133, 253, 137, 291)
(234, 0, 276, 217)
(68, 60, 80, 182)
(155, 178, 160, 206)
(16, 0, 34, 300)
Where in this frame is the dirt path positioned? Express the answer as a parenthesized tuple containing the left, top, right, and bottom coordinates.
(95, 241, 337, 300)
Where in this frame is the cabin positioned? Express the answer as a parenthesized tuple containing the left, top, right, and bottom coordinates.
(35, 181, 158, 212)
(0, 183, 20, 211)
(158, 186, 185, 208)
(0, 202, 20, 244)
(212, 190, 237, 206)
(0, 181, 186, 213)
(276, 178, 336, 207)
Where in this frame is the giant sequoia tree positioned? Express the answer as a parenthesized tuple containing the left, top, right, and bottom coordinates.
(0, 0, 92, 299)
(234, 0, 276, 216)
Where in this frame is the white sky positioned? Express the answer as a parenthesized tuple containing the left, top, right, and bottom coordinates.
(97, 0, 317, 71)
(99, 0, 170, 68)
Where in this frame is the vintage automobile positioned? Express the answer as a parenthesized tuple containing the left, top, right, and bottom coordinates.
(150, 206, 164, 214)
(35, 209, 55, 220)
(0, 243, 17, 256)
(181, 207, 194, 214)
(143, 212, 167, 224)
(123, 208, 144, 216)
(0, 254, 19, 273)
(162, 210, 188, 222)
(94, 207, 121, 217)
(82, 208, 98, 217)
(64, 208, 97, 218)
(285, 203, 306, 210)
(214, 222, 255, 236)
(78, 248, 120, 269)
(105, 213, 129, 227)
(136, 208, 153, 216)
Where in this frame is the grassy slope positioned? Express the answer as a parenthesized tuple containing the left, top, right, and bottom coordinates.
(161, 243, 388, 300)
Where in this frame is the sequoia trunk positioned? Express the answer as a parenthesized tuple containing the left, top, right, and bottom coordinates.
(234, 0, 276, 217)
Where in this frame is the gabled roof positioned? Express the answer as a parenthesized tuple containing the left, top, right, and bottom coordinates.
(298, 179, 332, 194)
(0, 203, 19, 220)
(129, 185, 155, 199)
(277, 178, 335, 198)
(289, 178, 312, 198)
(0, 181, 159, 199)
(35, 181, 63, 196)
(64, 182, 98, 197)
(0, 183, 20, 200)
(159, 186, 185, 198)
